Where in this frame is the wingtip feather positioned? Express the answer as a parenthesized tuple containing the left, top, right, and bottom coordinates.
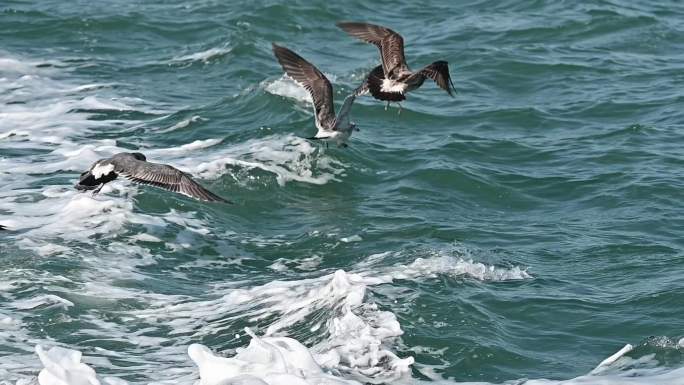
(271, 42, 285, 54)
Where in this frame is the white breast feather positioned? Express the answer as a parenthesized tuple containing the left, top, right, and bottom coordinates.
(381, 78, 407, 93)
(91, 163, 115, 178)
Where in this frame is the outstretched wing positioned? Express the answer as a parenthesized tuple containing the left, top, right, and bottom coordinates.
(272, 43, 335, 130)
(414, 61, 455, 96)
(334, 93, 356, 129)
(112, 158, 228, 203)
(337, 22, 407, 76)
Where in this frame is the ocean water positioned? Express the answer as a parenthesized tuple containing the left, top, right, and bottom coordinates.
(1, 0, 683, 384)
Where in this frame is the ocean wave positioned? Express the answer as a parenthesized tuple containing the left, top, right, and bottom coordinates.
(263, 75, 312, 104)
(3, 4, 684, 385)
(85, 250, 529, 384)
(155, 134, 346, 186)
(263, 73, 338, 105)
(155, 115, 207, 133)
(28, 334, 684, 385)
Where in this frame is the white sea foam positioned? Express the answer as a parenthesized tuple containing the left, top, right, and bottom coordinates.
(0, 58, 212, 385)
(381, 254, 531, 282)
(0, 53, 343, 252)
(15, 251, 683, 385)
(130, 233, 163, 243)
(0, 315, 21, 330)
(28, 336, 684, 385)
(115, 251, 531, 384)
(152, 138, 223, 155)
(263, 72, 338, 105)
(149, 134, 346, 186)
(157, 115, 206, 133)
(3, 50, 682, 385)
(7, 189, 132, 238)
(0, 57, 60, 74)
(0, 52, 217, 385)
(264, 75, 312, 103)
(0, 58, 524, 385)
(0, 71, 142, 147)
(0, 52, 161, 247)
(352, 249, 531, 283)
(15, 295, 74, 310)
(268, 255, 323, 272)
(593, 344, 634, 372)
(187, 335, 684, 385)
(340, 234, 363, 243)
(189, 328, 359, 385)
(35, 345, 127, 385)
(521, 365, 684, 385)
(170, 46, 232, 64)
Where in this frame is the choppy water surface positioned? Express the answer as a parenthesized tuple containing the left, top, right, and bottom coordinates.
(1, 1, 683, 384)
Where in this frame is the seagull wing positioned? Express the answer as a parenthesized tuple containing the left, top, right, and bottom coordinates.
(111, 158, 228, 203)
(412, 61, 455, 96)
(334, 93, 357, 129)
(337, 22, 407, 75)
(272, 43, 335, 131)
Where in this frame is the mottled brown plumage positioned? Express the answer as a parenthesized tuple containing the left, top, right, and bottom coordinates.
(76, 152, 228, 203)
(337, 22, 455, 103)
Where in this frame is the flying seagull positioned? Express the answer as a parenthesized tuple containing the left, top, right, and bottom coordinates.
(75, 152, 228, 203)
(337, 22, 455, 112)
(272, 43, 361, 148)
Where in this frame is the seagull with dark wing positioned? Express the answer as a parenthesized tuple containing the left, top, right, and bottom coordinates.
(272, 43, 361, 148)
(337, 22, 455, 112)
(75, 152, 228, 203)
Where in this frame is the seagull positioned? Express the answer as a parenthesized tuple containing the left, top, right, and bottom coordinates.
(75, 152, 228, 203)
(337, 22, 455, 112)
(0, 225, 6, 231)
(272, 43, 361, 148)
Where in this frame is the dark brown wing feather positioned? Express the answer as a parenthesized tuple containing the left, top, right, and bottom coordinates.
(272, 43, 335, 129)
(115, 160, 228, 203)
(417, 61, 455, 96)
(337, 22, 407, 76)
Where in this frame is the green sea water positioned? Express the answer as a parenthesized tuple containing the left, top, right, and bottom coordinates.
(1, 1, 683, 384)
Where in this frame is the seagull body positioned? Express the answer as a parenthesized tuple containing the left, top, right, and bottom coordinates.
(75, 152, 228, 203)
(337, 22, 455, 107)
(272, 43, 361, 147)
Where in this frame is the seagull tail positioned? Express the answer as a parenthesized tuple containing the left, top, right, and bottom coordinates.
(75, 171, 99, 191)
(201, 189, 232, 204)
(366, 65, 405, 102)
